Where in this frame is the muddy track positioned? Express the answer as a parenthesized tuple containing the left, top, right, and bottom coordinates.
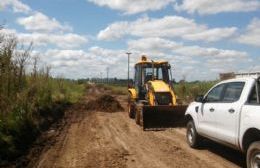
(29, 86, 246, 168)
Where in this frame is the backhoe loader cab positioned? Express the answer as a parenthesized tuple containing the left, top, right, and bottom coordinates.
(128, 55, 187, 130)
(134, 60, 172, 100)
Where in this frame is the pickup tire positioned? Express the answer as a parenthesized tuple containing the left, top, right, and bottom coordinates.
(186, 120, 201, 148)
(247, 141, 260, 168)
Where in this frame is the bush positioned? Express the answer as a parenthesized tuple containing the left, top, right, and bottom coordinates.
(0, 31, 85, 163)
(174, 81, 217, 103)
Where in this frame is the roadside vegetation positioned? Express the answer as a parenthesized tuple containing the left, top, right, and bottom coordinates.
(96, 83, 128, 95)
(0, 31, 85, 163)
(174, 81, 218, 103)
(94, 80, 217, 104)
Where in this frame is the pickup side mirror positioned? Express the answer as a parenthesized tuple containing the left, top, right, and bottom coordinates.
(195, 95, 205, 103)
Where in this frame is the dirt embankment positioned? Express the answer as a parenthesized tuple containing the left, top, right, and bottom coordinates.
(85, 94, 124, 112)
(20, 85, 245, 168)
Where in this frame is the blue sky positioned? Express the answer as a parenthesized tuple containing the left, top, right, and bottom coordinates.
(0, 0, 260, 81)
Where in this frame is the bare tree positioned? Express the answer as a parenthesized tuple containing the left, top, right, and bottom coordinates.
(16, 42, 33, 90)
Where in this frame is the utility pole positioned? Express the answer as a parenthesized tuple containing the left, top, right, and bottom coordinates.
(100, 72, 103, 83)
(126, 52, 132, 88)
(106, 67, 109, 84)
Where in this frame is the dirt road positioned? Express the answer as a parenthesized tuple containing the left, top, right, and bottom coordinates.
(29, 86, 246, 168)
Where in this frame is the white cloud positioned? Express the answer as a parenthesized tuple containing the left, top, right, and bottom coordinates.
(40, 47, 128, 79)
(174, 45, 248, 59)
(0, 0, 31, 13)
(87, 0, 174, 14)
(128, 37, 248, 59)
(128, 37, 250, 80)
(88, 46, 125, 65)
(51, 60, 80, 68)
(98, 16, 237, 42)
(182, 28, 237, 42)
(1, 28, 87, 49)
(45, 49, 88, 61)
(0, 28, 17, 35)
(18, 32, 88, 48)
(175, 0, 260, 15)
(237, 18, 260, 47)
(98, 21, 129, 41)
(127, 37, 181, 57)
(27, 40, 251, 81)
(17, 12, 72, 33)
(43, 49, 88, 69)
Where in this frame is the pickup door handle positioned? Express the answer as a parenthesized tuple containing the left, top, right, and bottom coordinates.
(209, 108, 214, 112)
(228, 108, 235, 113)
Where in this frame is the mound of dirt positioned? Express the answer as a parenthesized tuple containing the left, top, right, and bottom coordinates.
(85, 95, 124, 112)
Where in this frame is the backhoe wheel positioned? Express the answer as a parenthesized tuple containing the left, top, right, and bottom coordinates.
(139, 108, 143, 127)
(135, 107, 141, 125)
(186, 120, 201, 148)
(247, 141, 260, 168)
(135, 104, 143, 126)
(128, 93, 135, 119)
(128, 103, 135, 119)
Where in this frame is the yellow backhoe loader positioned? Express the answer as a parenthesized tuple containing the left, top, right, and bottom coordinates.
(128, 55, 187, 130)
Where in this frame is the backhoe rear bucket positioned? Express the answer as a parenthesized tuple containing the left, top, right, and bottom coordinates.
(142, 105, 187, 130)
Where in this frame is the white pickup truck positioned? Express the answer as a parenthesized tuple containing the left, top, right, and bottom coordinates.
(185, 77, 260, 168)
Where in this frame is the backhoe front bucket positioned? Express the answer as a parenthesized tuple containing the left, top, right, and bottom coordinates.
(142, 105, 187, 129)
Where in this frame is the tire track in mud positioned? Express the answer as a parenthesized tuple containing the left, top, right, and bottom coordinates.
(97, 111, 208, 168)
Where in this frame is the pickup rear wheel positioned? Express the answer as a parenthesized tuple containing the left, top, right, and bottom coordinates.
(247, 141, 260, 168)
(186, 120, 201, 148)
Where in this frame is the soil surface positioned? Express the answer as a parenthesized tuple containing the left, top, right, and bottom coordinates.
(27, 86, 246, 168)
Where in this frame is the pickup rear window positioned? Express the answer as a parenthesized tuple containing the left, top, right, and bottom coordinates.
(248, 81, 260, 104)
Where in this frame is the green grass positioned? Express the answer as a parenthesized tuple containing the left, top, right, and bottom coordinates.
(97, 83, 128, 95)
(51, 80, 85, 103)
(174, 81, 218, 102)
(0, 78, 85, 163)
(96, 81, 218, 102)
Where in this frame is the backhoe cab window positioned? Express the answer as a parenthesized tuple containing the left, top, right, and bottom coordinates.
(143, 65, 169, 83)
(134, 63, 170, 87)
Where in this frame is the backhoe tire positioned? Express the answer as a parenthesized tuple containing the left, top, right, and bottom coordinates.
(140, 108, 143, 127)
(247, 141, 260, 168)
(135, 107, 141, 125)
(186, 120, 201, 148)
(135, 104, 143, 127)
(128, 103, 135, 119)
(128, 93, 135, 119)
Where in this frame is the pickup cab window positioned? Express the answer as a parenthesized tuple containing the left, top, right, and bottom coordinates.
(205, 82, 244, 103)
(222, 82, 245, 102)
(205, 84, 225, 102)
